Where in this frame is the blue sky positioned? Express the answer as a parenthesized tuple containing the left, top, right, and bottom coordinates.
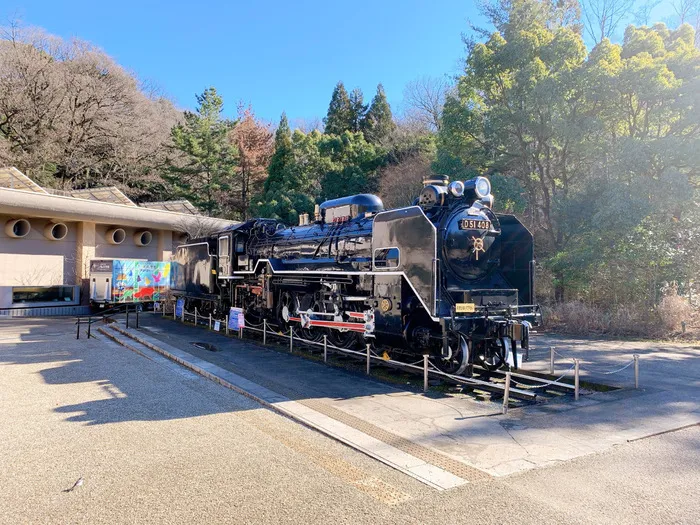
(2, 0, 482, 124)
(2, 1, 678, 126)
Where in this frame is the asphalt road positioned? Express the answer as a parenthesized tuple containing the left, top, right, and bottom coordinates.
(1, 318, 698, 524)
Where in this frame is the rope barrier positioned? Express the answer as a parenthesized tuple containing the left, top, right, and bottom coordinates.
(511, 364, 575, 390)
(552, 348, 636, 375)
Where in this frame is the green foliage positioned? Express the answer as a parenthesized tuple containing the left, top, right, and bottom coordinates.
(164, 87, 238, 216)
(438, 0, 700, 304)
(362, 84, 396, 143)
(323, 82, 354, 135)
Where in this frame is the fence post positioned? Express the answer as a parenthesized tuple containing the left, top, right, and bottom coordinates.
(263, 319, 267, 345)
(126, 304, 130, 329)
(173, 300, 176, 320)
(289, 327, 293, 352)
(181, 304, 184, 323)
(194, 307, 197, 326)
(549, 346, 555, 375)
(634, 354, 639, 389)
(239, 325, 243, 339)
(136, 306, 139, 329)
(323, 335, 328, 363)
(574, 359, 580, 401)
(503, 372, 511, 414)
(209, 313, 212, 330)
(423, 354, 429, 393)
(87, 318, 92, 339)
(366, 344, 371, 375)
(225, 315, 229, 336)
(76, 319, 80, 340)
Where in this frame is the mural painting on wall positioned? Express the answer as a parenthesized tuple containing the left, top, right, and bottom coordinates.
(112, 260, 171, 303)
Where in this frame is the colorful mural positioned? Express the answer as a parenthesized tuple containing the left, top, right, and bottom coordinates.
(111, 260, 171, 303)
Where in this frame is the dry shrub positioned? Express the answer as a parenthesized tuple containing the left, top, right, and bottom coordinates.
(657, 289, 695, 333)
(548, 301, 665, 338)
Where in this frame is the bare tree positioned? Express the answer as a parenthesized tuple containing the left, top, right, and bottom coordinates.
(0, 23, 180, 198)
(228, 104, 273, 219)
(401, 75, 451, 132)
(175, 215, 224, 241)
(379, 154, 432, 209)
(581, 0, 636, 44)
(292, 117, 323, 133)
(672, 0, 699, 22)
(633, 0, 661, 25)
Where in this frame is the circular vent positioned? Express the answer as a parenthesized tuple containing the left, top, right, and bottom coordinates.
(5, 219, 31, 238)
(107, 228, 126, 245)
(134, 231, 153, 246)
(44, 222, 68, 241)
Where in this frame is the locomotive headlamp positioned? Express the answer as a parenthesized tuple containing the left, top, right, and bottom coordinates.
(463, 176, 492, 199)
(448, 180, 465, 198)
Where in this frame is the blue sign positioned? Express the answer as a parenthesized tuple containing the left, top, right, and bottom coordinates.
(228, 307, 245, 330)
(175, 298, 184, 318)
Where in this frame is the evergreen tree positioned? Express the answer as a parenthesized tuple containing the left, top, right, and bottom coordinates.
(362, 84, 395, 143)
(165, 87, 237, 216)
(348, 87, 367, 132)
(323, 82, 353, 135)
(262, 112, 293, 193)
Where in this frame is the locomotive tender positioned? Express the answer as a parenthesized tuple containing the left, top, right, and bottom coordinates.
(171, 175, 540, 375)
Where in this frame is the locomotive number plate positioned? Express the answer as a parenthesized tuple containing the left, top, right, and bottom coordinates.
(455, 302, 476, 313)
(459, 219, 491, 230)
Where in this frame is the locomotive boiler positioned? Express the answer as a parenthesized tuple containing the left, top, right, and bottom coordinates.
(171, 175, 540, 375)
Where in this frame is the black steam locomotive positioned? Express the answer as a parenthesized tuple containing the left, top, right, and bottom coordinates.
(171, 176, 540, 375)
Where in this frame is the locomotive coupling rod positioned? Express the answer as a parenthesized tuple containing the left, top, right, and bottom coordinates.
(366, 344, 371, 375)
(634, 354, 639, 389)
(574, 359, 580, 401)
(503, 372, 511, 414)
(423, 355, 429, 394)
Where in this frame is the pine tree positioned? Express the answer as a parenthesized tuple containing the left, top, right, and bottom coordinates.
(165, 87, 238, 216)
(362, 84, 395, 144)
(263, 112, 293, 193)
(348, 87, 367, 132)
(323, 82, 353, 135)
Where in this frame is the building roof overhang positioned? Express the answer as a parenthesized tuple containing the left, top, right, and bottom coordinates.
(0, 187, 235, 231)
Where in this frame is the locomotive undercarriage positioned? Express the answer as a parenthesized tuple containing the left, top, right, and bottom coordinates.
(223, 270, 529, 377)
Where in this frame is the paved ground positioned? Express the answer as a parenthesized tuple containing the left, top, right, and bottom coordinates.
(125, 314, 700, 477)
(1, 317, 699, 524)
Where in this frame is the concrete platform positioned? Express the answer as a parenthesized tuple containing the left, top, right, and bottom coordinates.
(113, 315, 700, 478)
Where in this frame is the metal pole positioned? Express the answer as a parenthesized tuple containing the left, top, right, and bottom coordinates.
(423, 354, 429, 393)
(194, 307, 197, 326)
(366, 344, 371, 375)
(574, 359, 580, 401)
(136, 306, 139, 329)
(503, 372, 511, 414)
(76, 319, 80, 340)
(323, 335, 328, 363)
(181, 304, 184, 323)
(126, 304, 129, 329)
(209, 313, 212, 330)
(239, 325, 243, 339)
(289, 327, 293, 352)
(173, 301, 176, 320)
(549, 346, 555, 375)
(225, 315, 229, 336)
(263, 319, 267, 345)
(87, 318, 91, 339)
(634, 354, 639, 389)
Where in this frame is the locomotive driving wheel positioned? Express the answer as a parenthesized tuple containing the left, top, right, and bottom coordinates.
(433, 333, 470, 375)
(476, 338, 508, 371)
(297, 293, 326, 343)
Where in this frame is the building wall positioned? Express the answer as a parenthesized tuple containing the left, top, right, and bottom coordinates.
(0, 215, 180, 289)
(0, 214, 78, 286)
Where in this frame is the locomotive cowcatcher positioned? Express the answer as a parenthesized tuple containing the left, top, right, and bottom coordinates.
(171, 175, 541, 375)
